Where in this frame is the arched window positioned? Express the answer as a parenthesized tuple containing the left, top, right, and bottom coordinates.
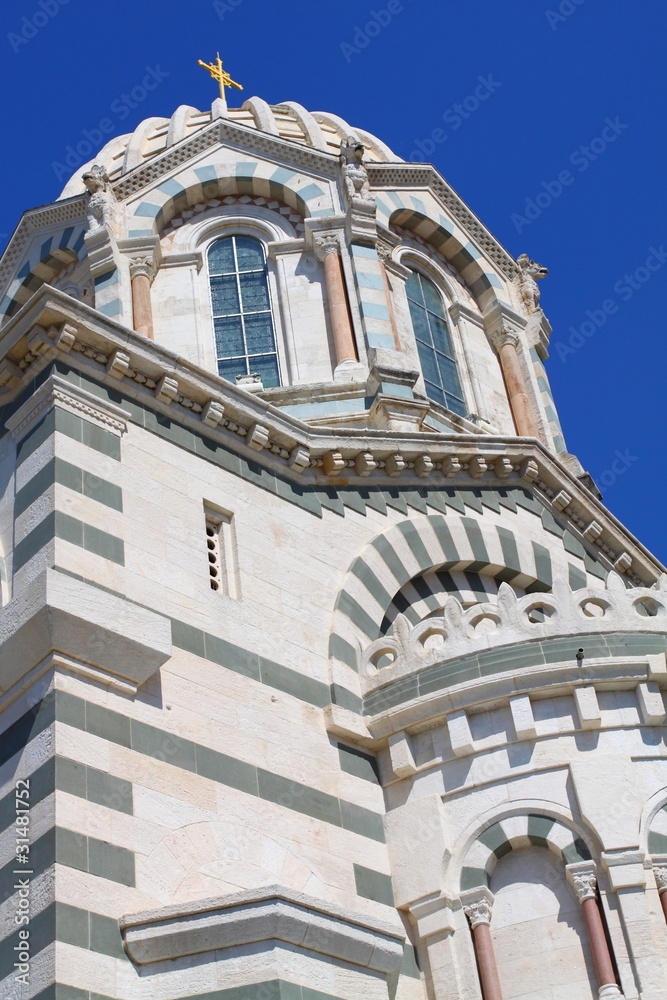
(207, 235, 280, 387)
(405, 270, 465, 415)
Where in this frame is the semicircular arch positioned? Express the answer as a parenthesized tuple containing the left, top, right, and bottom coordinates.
(459, 812, 593, 892)
(380, 196, 508, 316)
(127, 160, 333, 237)
(1, 226, 87, 322)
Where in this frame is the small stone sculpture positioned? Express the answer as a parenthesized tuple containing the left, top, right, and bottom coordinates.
(339, 136, 373, 205)
(515, 253, 548, 314)
(83, 164, 115, 234)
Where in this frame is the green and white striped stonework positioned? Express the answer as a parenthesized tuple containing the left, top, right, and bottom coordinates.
(328, 508, 606, 684)
(11, 398, 125, 586)
(375, 189, 510, 315)
(93, 268, 124, 319)
(0, 226, 86, 321)
(128, 160, 332, 239)
(350, 243, 396, 354)
(460, 814, 592, 891)
(531, 348, 567, 454)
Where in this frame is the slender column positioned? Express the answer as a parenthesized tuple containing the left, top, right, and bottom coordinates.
(463, 895, 503, 1000)
(568, 867, 623, 999)
(314, 234, 357, 366)
(490, 325, 539, 438)
(654, 866, 667, 923)
(130, 255, 156, 340)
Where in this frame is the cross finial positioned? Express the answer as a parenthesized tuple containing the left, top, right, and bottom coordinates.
(197, 52, 244, 102)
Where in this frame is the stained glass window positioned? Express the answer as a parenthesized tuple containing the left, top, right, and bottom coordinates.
(208, 236, 279, 387)
(405, 270, 465, 416)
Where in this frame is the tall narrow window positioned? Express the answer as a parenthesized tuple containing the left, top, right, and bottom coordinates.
(405, 270, 465, 416)
(208, 235, 280, 388)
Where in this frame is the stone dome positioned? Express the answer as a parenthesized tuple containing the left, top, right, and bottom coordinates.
(58, 97, 401, 199)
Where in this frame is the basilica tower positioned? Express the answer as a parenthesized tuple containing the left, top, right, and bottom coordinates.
(1, 90, 666, 1000)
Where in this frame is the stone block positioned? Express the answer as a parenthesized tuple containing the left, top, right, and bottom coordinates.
(120, 885, 404, 975)
(574, 686, 602, 730)
(388, 731, 417, 778)
(636, 682, 666, 725)
(385, 796, 449, 908)
(0, 569, 172, 694)
(509, 695, 537, 740)
(570, 756, 644, 851)
(447, 711, 474, 757)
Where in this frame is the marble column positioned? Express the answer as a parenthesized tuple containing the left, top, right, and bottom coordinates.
(462, 893, 503, 1000)
(130, 255, 156, 340)
(654, 866, 667, 923)
(568, 866, 623, 1000)
(490, 325, 539, 438)
(314, 234, 357, 369)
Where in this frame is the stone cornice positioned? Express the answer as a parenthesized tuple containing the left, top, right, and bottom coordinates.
(0, 568, 172, 698)
(112, 118, 340, 204)
(1, 288, 663, 587)
(120, 885, 404, 974)
(359, 651, 667, 746)
(367, 163, 518, 278)
(0, 195, 88, 302)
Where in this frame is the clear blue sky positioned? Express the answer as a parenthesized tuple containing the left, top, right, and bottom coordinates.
(2, 0, 665, 564)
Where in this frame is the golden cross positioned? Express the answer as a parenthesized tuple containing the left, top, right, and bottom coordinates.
(197, 53, 244, 102)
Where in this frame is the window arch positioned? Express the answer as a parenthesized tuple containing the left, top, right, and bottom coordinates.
(207, 235, 280, 387)
(405, 269, 465, 415)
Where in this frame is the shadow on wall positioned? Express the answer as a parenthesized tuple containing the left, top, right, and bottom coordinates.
(490, 847, 598, 999)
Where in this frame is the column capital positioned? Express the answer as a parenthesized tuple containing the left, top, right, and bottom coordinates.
(130, 253, 157, 281)
(654, 865, 667, 893)
(464, 899, 493, 928)
(460, 886, 495, 928)
(567, 861, 598, 903)
(488, 321, 520, 351)
(313, 232, 342, 260)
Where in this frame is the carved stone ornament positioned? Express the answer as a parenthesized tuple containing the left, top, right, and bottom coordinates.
(463, 899, 493, 928)
(313, 233, 341, 260)
(488, 322, 520, 351)
(571, 871, 598, 903)
(654, 866, 667, 893)
(339, 136, 374, 206)
(515, 253, 548, 314)
(376, 239, 393, 263)
(82, 164, 116, 235)
(129, 254, 157, 281)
